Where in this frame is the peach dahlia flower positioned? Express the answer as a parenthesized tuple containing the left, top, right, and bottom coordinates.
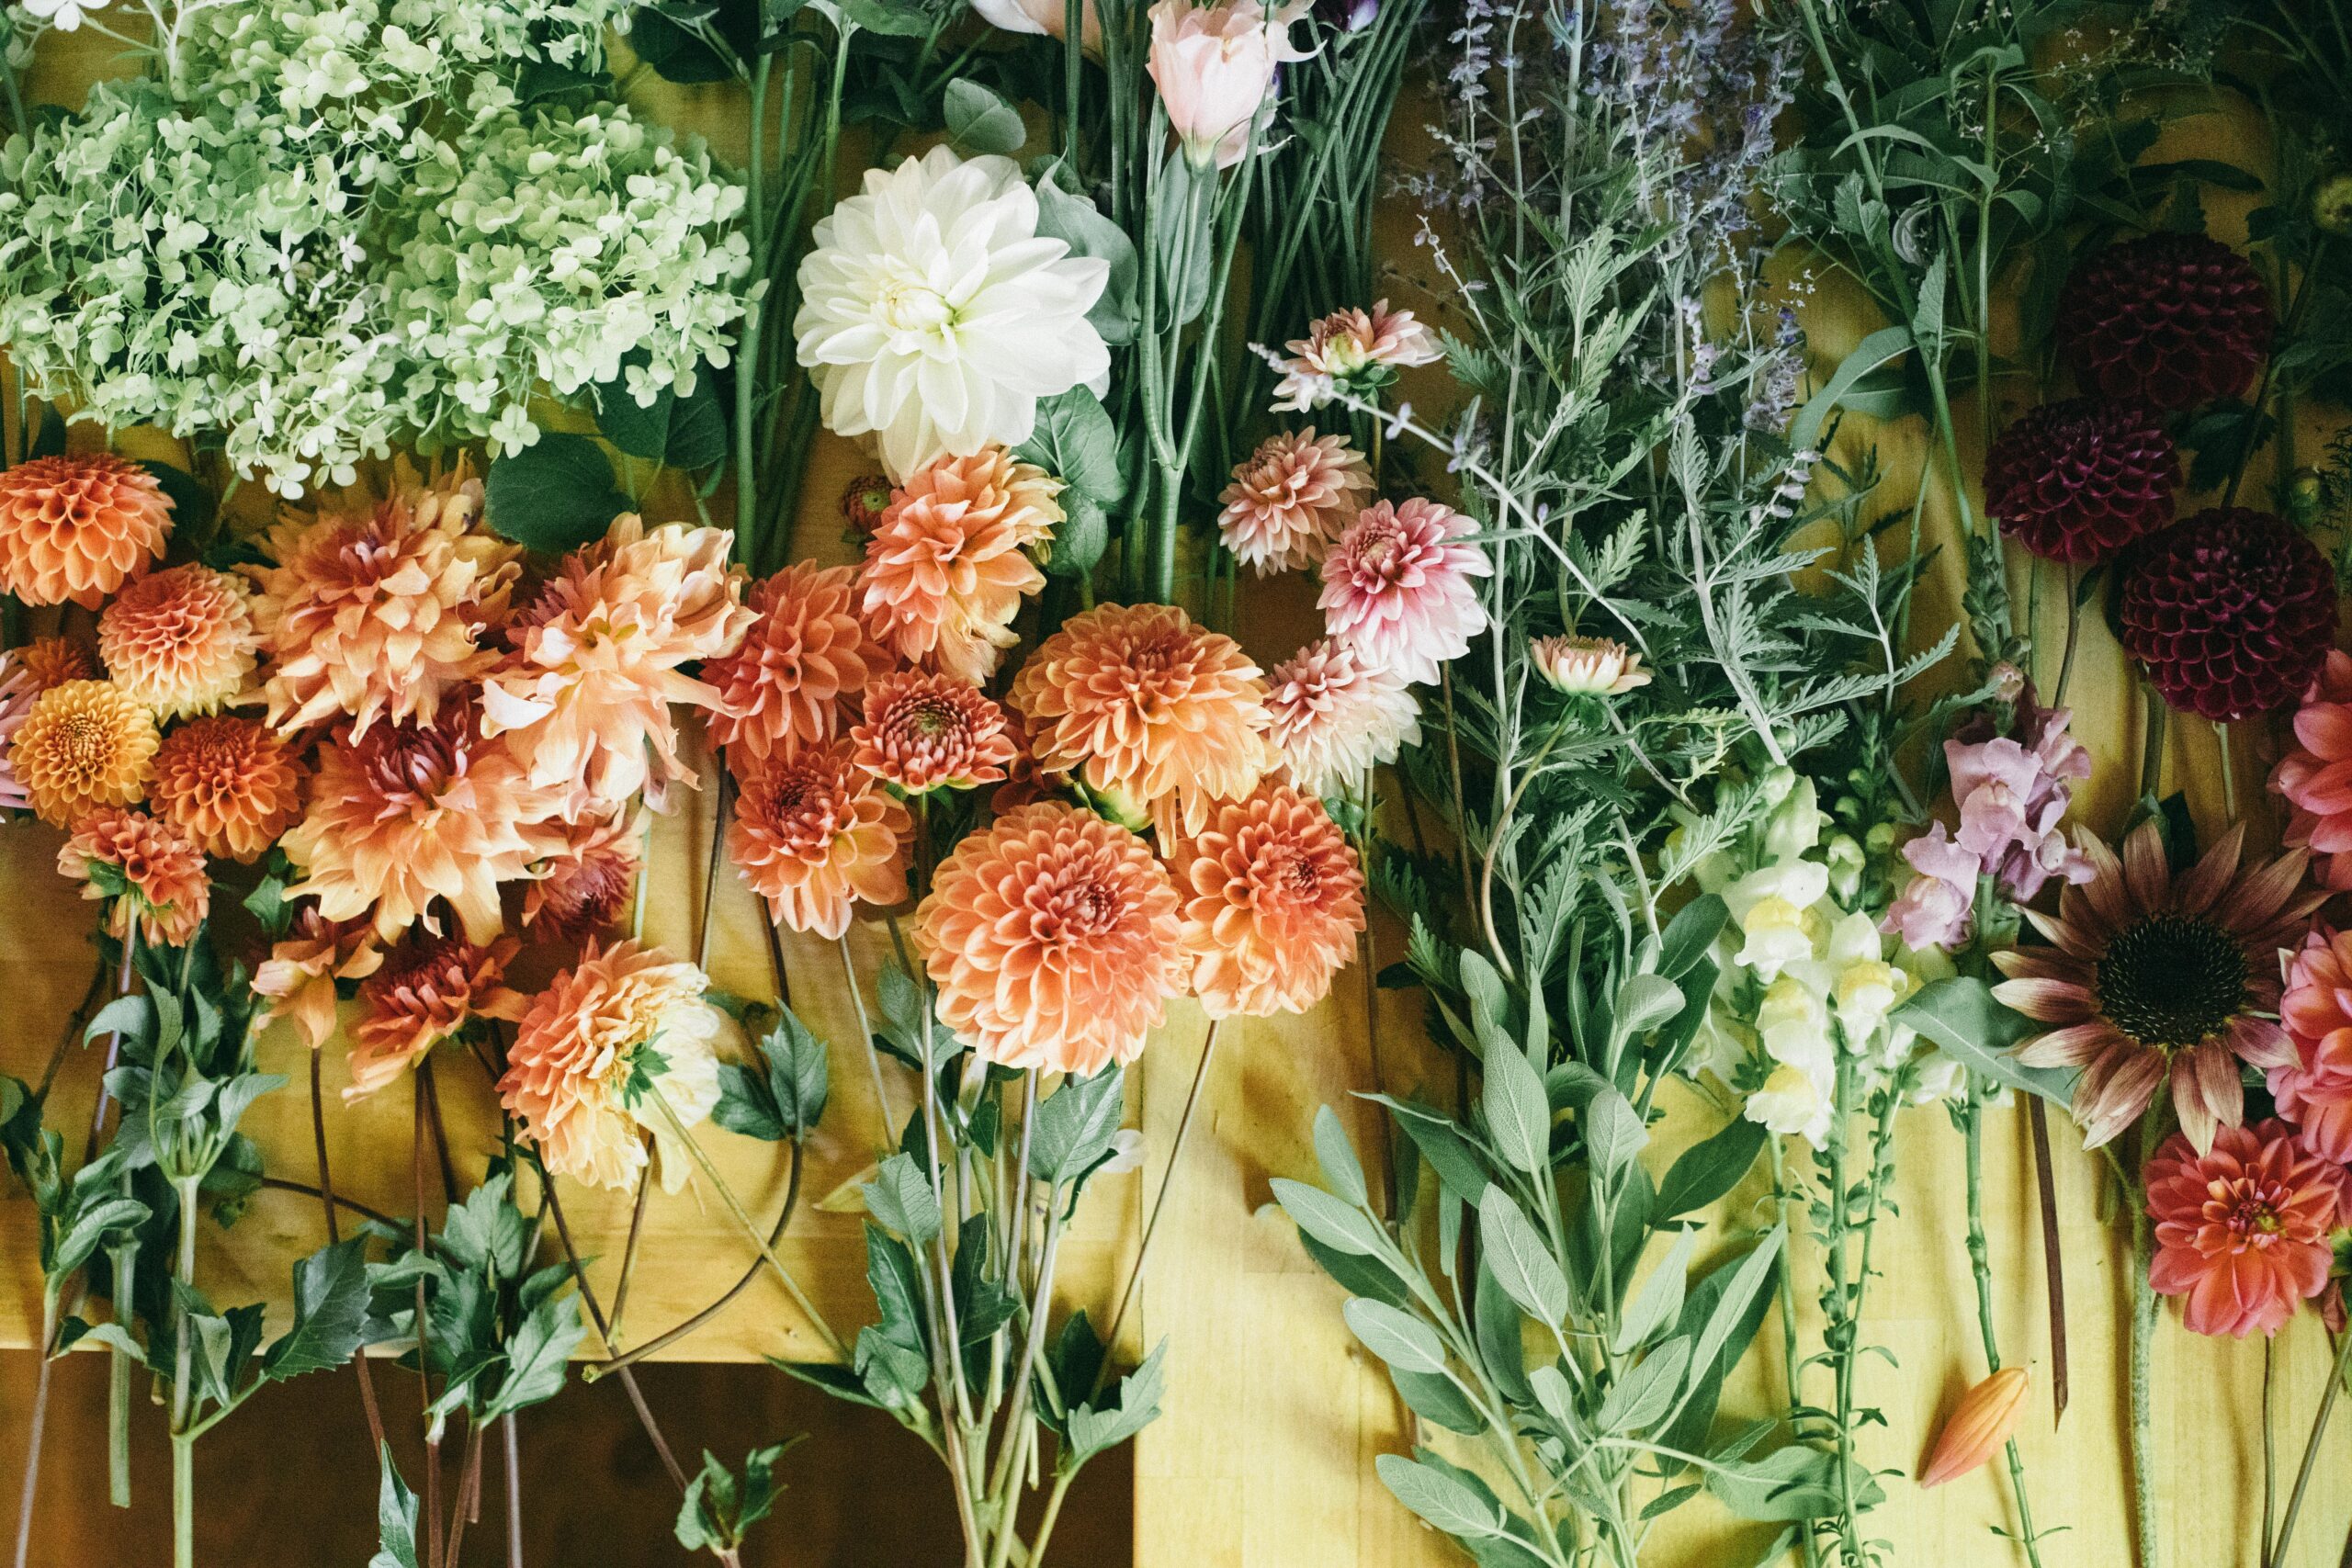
(917, 802, 1187, 1075)
(859, 446, 1057, 684)
(729, 741, 910, 940)
(702, 561, 879, 765)
(499, 939, 731, 1192)
(1008, 602, 1278, 841)
(2274, 926, 2352, 1163)
(60, 806, 209, 949)
(1262, 636, 1420, 799)
(1173, 782, 1365, 1018)
(851, 670, 1019, 793)
(2273, 649, 2352, 891)
(0, 453, 173, 608)
(482, 516, 751, 814)
(2145, 1119, 2344, 1337)
(96, 564, 259, 719)
(246, 467, 518, 739)
(253, 908, 383, 1053)
(10, 679, 158, 827)
(1531, 635, 1651, 698)
(148, 715, 308, 863)
(1216, 428, 1372, 574)
(1271, 299, 1444, 412)
(17, 636, 96, 693)
(347, 933, 526, 1102)
(0, 653, 34, 812)
(524, 809, 643, 944)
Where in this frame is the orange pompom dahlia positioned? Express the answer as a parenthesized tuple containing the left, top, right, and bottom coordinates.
(246, 467, 519, 739)
(96, 564, 259, 719)
(284, 702, 566, 945)
(482, 516, 751, 814)
(499, 939, 731, 1192)
(0, 453, 173, 608)
(851, 670, 1020, 792)
(253, 908, 383, 1053)
(149, 715, 308, 863)
(11, 679, 159, 827)
(859, 446, 1057, 684)
(729, 741, 910, 940)
(1173, 782, 1365, 1018)
(524, 809, 643, 943)
(347, 933, 526, 1102)
(1008, 603, 1278, 840)
(59, 806, 209, 948)
(917, 802, 1186, 1075)
(17, 636, 96, 693)
(701, 561, 879, 765)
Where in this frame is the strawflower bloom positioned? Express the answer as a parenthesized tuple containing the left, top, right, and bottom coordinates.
(1271, 299, 1444, 411)
(1009, 602, 1279, 840)
(254, 908, 383, 1054)
(729, 741, 910, 940)
(524, 810, 642, 944)
(917, 802, 1187, 1074)
(482, 516, 751, 814)
(499, 940, 730, 1193)
(17, 636, 96, 692)
(1918, 1368, 2030, 1488)
(795, 146, 1110, 479)
(1261, 636, 1419, 799)
(2274, 927, 2352, 1163)
(347, 934, 526, 1102)
(11, 679, 158, 827)
(0, 452, 172, 608)
(2271, 649, 2352, 891)
(859, 446, 1058, 684)
(701, 561, 879, 765)
(59, 806, 209, 948)
(246, 465, 518, 739)
(851, 670, 1020, 792)
(96, 564, 259, 719)
(284, 701, 567, 945)
(2144, 1120, 2343, 1337)
(1319, 497, 1491, 685)
(1991, 819, 2322, 1153)
(148, 715, 309, 863)
(1531, 636, 1651, 697)
(1173, 782, 1365, 1017)
(1148, 1, 1316, 169)
(1216, 427, 1372, 574)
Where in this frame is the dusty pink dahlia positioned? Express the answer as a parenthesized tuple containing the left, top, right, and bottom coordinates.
(1318, 497, 1490, 685)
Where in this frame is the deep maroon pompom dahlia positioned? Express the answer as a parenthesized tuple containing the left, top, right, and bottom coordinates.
(2119, 509, 2335, 722)
(1984, 398, 2177, 564)
(2057, 234, 2273, 411)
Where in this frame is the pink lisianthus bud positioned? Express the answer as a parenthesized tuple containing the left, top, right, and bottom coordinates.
(972, 0, 1102, 50)
(1148, 1, 1316, 169)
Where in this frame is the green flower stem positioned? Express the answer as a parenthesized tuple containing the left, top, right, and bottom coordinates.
(2267, 1325, 2352, 1568)
(2128, 1193, 2161, 1568)
(169, 1175, 200, 1568)
(1962, 1094, 2047, 1568)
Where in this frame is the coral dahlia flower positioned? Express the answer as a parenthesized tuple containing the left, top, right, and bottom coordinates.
(702, 561, 879, 765)
(0, 453, 172, 608)
(524, 809, 643, 944)
(1173, 782, 1365, 1018)
(246, 466, 519, 739)
(482, 516, 751, 814)
(2144, 1119, 2343, 1337)
(1261, 636, 1420, 800)
(859, 446, 1057, 684)
(2271, 649, 2352, 891)
(17, 636, 96, 693)
(253, 908, 383, 1053)
(851, 670, 1020, 792)
(1216, 427, 1372, 574)
(917, 803, 1187, 1074)
(2275, 927, 2352, 1163)
(1991, 819, 2323, 1153)
(96, 564, 259, 719)
(1271, 299, 1444, 412)
(1008, 602, 1279, 841)
(11, 679, 158, 827)
(149, 716, 308, 863)
(729, 741, 910, 940)
(499, 939, 731, 1192)
(1319, 497, 1491, 685)
(283, 701, 566, 945)
(347, 934, 526, 1102)
(59, 806, 209, 949)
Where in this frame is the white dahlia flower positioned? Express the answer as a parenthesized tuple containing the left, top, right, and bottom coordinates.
(794, 146, 1111, 479)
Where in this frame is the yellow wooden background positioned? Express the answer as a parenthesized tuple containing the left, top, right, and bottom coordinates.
(2, 17, 2348, 1568)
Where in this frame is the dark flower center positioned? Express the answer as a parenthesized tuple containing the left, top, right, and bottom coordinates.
(2096, 914, 2247, 1050)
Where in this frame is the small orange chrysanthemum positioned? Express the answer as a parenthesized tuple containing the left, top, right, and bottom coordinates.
(702, 561, 880, 765)
(253, 908, 383, 1053)
(0, 454, 173, 609)
(1008, 603, 1279, 841)
(1173, 782, 1365, 1018)
(498, 939, 730, 1191)
(96, 564, 259, 719)
(347, 933, 527, 1102)
(917, 802, 1186, 1075)
(524, 809, 642, 943)
(17, 636, 96, 693)
(284, 702, 566, 944)
(1216, 428, 1372, 575)
(851, 670, 1020, 793)
(148, 716, 309, 863)
(859, 446, 1057, 684)
(482, 516, 751, 814)
(59, 806, 209, 949)
(246, 463, 519, 739)
(11, 680, 159, 827)
(729, 741, 910, 940)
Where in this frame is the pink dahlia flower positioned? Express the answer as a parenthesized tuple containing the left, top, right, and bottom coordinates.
(1317, 497, 1489, 685)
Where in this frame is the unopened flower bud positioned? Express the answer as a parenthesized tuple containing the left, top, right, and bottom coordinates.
(2315, 172, 2352, 236)
(1987, 660, 2027, 703)
(1920, 1367, 2030, 1487)
(1864, 822, 1897, 855)
(1530, 634, 1652, 697)
(1825, 833, 1865, 899)
(2285, 468, 2324, 528)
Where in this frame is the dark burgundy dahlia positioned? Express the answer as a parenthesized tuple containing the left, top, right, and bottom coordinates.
(2119, 508, 2335, 722)
(2057, 234, 2273, 411)
(1984, 398, 2177, 564)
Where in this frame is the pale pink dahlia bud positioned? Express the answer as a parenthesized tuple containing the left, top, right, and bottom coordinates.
(1530, 636, 1650, 697)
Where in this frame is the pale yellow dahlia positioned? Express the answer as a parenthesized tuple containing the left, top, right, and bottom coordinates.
(1172, 782, 1364, 1018)
(148, 716, 308, 863)
(59, 806, 209, 949)
(11, 680, 158, 827)
(96, 564, 259, 719)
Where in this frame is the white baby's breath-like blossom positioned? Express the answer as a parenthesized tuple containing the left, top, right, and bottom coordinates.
(794, 146, 1111, 479)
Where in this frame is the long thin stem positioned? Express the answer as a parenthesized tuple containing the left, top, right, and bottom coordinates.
(502, 1413, 524, 1568)
(2128, 1196, 2161, 1568)
(2024, 1098, 2068, 1422)
(1961, 1095, 2046, 1568)
(169, 1177, 200, 1568)
(414, 1077, 445, 1568)
(839, 932, 897, 1148)
(2268, 1328, 2352, 1568)
(1101, 1017, 1222, 1360)
(10, 1300, 56, 1568)
(311, 1048, 388, 1453)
